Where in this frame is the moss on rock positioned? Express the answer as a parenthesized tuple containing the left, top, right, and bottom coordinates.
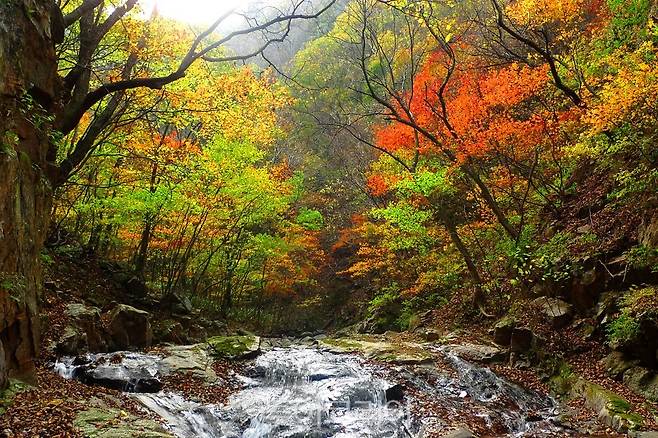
(549, 361, 644, 431)
(207, 335, 261, 360)
(319, 335, 433, 365)
(74, 407, 173, 437)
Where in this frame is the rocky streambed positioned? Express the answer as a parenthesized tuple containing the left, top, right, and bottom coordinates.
(50, 335, 572, 437)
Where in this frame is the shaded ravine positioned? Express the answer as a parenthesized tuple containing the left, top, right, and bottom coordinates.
(55, 344, 565, 437)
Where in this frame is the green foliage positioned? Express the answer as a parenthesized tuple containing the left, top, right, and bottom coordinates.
(625, 245, 658, 273)
(395, 169, 455, 198)
(367, 284, 401, 316)
(39, 251, 54, 267)
(605, 0, 653, 48)
(371, 202, 433, 251)
(607, 313, 641, 345)
(296, 208, 324, 231)
(510, 231, 574, 286)
(607, 286, 658, 345)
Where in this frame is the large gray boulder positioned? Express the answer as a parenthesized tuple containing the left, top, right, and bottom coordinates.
(70, 303, 106, 350)
(449, 343, 506, 363)
(532, 297, 573, 328)
(106, 304, 153, 350)
(56, 303, 108, 355)
(623, 367, 658, 402)
(160, 344, 218, 383)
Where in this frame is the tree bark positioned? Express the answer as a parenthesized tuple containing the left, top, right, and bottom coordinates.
(0, 0, 61, 388)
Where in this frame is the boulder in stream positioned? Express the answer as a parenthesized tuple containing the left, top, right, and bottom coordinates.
(207, 335, 261, 360)
(385, 383, 404, 403)
(319, 336, 433, 365)
(160, 344, 218, 383)
(56, 352, 163, 393)
(106, 304, 153, 350)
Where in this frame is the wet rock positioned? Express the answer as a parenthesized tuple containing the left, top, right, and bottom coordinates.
(450, 343, 506, 363)
(160, 344, 217, 383)
(385, 383, 404, 403)
(106, 304, 153, 350)
(59, 353, 163, 393)
(532, 297, 573, 328)
(441, 427, 476, 438)
(207, 335, 261, 360)
(510, 327, 533, 353)
(493, 317, 515, 346)
(78, 365, 162, 393)
(298, 336, 317, 346)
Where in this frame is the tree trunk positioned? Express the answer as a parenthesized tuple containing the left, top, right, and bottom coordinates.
(445, 222, 482, 286)
(0, 1, 61, 387)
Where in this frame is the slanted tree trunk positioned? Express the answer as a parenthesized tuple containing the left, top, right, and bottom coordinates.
(0, 1, 62, 388)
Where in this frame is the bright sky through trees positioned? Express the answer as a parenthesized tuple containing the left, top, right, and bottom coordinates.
(143, 0, 273, 24)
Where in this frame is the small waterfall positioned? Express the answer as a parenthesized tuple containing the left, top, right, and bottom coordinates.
(417, 345, 562, 437)
(131, 347, 409, 438)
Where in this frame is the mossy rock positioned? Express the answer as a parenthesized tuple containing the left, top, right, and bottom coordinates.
(548, 362, 578, 396)
(74, 407, 173, 437)
(319, 336, 433, 365)
(551, 362, 644, 431)
(580, 382, 644, 431)
(206, 335, 261, 360)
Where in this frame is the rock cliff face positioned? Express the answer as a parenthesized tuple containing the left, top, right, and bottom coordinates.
(0, 0, 60, 387)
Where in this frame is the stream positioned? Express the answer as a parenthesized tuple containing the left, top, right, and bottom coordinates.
(54, 344, 565, 437)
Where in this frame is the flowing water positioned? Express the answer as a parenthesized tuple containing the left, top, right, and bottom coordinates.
(55, 344, 565, 437)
